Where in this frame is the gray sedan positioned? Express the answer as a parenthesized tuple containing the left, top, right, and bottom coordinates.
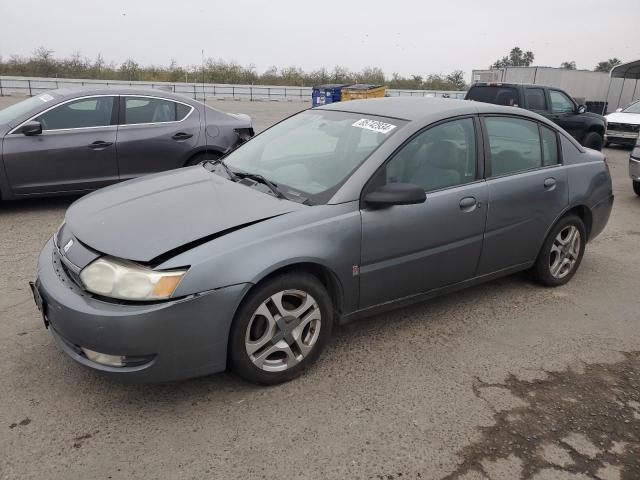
(31, 97, 613, 384)
(0, 89, 252, 200)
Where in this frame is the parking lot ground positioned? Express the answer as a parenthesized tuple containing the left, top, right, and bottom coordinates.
(1, 95, 639, 479)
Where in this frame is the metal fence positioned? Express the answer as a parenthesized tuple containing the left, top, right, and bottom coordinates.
(0, 75, 466, 102)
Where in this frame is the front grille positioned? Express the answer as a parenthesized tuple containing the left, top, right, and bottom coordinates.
(607, 123, 640, 133)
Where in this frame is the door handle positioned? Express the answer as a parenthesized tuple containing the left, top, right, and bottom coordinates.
(172, 132, 193, 141)
(88, 141, 113, 149)
(544, 177, 557, 190)
(459, 196, 478, 212)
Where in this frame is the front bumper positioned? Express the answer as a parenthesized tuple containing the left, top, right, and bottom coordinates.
(34, 237, 250, 382)
(630, 157, 640, 182)
(606, 130, 639, 146)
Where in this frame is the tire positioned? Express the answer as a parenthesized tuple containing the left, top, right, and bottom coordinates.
(228, 273, 333, 385)
(583, 132, 603, 151)
(531, 214, 586, 287)
(184, 151, 220, 167)
(634, 181, 640, 196)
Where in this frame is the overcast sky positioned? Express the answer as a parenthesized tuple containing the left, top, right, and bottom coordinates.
(1, 0, 638, 79)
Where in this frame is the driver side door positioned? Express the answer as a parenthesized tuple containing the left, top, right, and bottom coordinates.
(359, 117, 488, 308)
(3, 96, 119, 195)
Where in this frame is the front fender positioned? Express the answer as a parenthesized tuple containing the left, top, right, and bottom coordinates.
(160, 202, 362, 314)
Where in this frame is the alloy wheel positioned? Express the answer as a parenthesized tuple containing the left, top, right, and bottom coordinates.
(549, 225, 581, 279)
(245, 289, 321, 372)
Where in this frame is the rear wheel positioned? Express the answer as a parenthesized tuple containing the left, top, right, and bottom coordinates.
(184, 151, 220, 167)
(583, 132, 603, 151)
(634, 181, 640, 196)
(531, 214, 586, 287)
(228, 273, 333, 385)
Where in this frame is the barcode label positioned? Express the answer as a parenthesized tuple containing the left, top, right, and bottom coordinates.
(352, 118, 397, 134)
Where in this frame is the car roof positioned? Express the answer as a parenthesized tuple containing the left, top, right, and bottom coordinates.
(316, 96, 551, 123)
(46, 88, 196, 103)
(470, 82, 549, 89)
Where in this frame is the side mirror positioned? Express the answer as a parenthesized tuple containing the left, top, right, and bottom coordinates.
(364, 183, 426, 208)
(576, 105, 586, 114)
(19, 120, 43, 136)
(615, 108, 623, 113)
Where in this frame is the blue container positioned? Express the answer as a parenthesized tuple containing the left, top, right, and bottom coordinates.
(312, 84, 350, 107)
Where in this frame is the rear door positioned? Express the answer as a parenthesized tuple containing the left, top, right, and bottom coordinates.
(477, 115, 568, 275)
(115, 96, 200, 180)
(3, 95, 119, 195)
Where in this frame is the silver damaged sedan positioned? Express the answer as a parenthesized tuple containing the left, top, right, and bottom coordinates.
(31, 97, 614, 384)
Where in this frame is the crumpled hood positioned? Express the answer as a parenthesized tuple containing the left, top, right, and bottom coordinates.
(65, 166, 304, 262)
(606, 112, 640, 125)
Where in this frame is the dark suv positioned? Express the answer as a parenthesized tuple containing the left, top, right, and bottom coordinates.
(465, 83, 606, 151)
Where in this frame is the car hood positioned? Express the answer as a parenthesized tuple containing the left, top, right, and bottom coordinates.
(65, 167, 305, 263)
(606, 112, 640, 125)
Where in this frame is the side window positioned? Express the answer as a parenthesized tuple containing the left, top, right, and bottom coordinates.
(549, 91, 575, 114)
(485, 117, 542, 176)
(36, 97, 115, 130)
(384, 118, 477, 192)
(123, 97, 191, 124)
(525, 88, 547, 111)
(541, 125, 559, 166)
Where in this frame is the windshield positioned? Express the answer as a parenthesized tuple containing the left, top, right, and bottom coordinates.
(0, 93, 57, 125)
(622, 101, 640, 114)
(223, 109, 405, 203)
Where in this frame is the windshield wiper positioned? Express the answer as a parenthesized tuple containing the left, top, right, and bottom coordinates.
(236, 172, 287, 199)
(204, 159, 237, 181)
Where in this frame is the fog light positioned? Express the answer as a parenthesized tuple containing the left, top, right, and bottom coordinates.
(81, 347, 125, 367)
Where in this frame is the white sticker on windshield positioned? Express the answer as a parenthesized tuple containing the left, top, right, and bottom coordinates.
(352, 118, 397, 134)
(39, 93, 54, 102)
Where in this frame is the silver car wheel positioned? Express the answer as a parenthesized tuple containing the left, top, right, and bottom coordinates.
(245, 289, 322, 372)
(549, 225, 581, 279)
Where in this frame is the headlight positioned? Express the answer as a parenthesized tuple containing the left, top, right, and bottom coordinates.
(80, 257, 187, 301)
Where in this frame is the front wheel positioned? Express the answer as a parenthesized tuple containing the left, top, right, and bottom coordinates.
(531, 215, 586, 287)
(634, 181, 640, 196)
(583, 132, 603, 151)
(228, 273, 333, 385)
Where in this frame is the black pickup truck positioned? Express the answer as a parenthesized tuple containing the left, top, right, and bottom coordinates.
(465, 83, 607, 150)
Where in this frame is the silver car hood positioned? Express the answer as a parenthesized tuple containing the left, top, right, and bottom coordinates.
(65, 166, 305, 263)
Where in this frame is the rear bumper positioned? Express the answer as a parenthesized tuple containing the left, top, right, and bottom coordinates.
(630, 157, 640, 182)
(35, 237, 250, 382)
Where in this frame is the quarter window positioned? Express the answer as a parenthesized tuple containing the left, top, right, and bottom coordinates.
(384, 118, 477, 192)
(123, 97, 191, 124)
(549, 90, 575, 114)
(485, 117, 542, 176)
(35, 97, 115, 130)
(525, 88, 547, 110)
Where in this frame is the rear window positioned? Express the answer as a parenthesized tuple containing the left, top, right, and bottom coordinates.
(123, 97, 192, 125)
(467, 86, 519, 107)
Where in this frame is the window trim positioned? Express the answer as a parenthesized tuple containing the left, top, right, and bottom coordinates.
(360, 114, 482, 203)
(118, 94, 195, 127)
(480, 114, 564, 179)
(8, 95, 118, 134)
